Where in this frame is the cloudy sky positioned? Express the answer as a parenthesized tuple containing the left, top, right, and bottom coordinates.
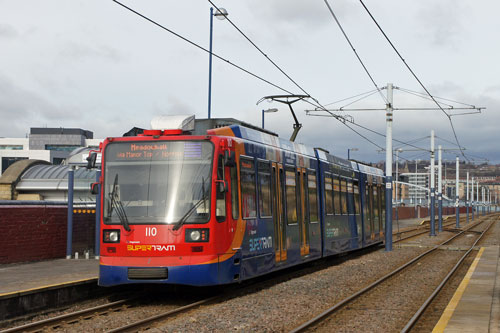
(1, 0, 499, 164)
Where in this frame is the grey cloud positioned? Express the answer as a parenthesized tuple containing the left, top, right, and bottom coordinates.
(59, 42, 121, 62)
(0, 74, 80, 136)
(416, 2, 468, 48)
(247, 0, 358, 44)
(0, 24, 18, 38)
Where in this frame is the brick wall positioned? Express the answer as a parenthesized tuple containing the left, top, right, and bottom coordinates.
(393, 206, 468, 220)
(0, 205, 95, 264)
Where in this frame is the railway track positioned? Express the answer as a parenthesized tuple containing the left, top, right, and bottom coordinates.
(0, 294, 218, 333)
(289, 214, 497, 332)
(3, 215, 494, 332)
(393, 215, 470, 243)
(0, 297, 141, 333)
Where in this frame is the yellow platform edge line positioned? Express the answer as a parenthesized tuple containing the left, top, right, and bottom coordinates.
(432, 247, 485, 333)
(0, 277, 98, 298)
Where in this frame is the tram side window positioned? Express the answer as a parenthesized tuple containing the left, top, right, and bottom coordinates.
(258, 161, 272, 217)
(230, 166, 239, 219)
(341, 179, 348, 215)
(308, 171, 319, 222)
(285, 168, 298, 224)
(333, 177, 341, 215)
(240, 158, 256, 219)
(353, 181, 360, 215)
(325, 174, 334, 215)
(379, 185, 385, 225)
(216, 156, 226, 222)
(367, 183, 374, 224)
(347, 180, 353, 215)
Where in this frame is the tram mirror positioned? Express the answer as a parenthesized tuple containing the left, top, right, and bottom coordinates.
(86, 152, 97, 169)
(224, 150, 236, 167)
(90, 182, 99, 195)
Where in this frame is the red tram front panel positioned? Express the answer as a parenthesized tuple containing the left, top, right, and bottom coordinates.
(98, 135, 242, 286)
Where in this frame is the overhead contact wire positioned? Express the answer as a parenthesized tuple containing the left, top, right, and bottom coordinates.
(357, 0, 469, 161)
(323, 0, 387, 104)
(112, 0, 295, 96)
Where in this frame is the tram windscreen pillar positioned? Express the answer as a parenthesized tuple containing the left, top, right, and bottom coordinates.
(94, 170, 101, 259)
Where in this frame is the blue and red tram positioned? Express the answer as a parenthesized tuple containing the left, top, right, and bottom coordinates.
(94, 116, 386, 287)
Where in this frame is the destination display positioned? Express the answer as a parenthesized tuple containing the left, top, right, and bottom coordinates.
(106, 141, 210, 162)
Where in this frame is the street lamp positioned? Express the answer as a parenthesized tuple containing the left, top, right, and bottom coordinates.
(347, 148, 358, 160)
(208, 7, 228, 119)
(262, 108, 278, 129)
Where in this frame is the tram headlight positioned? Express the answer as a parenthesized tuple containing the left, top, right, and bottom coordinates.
(190, 230, 201, 241)
(103, 229, 120, 243)
(185, 229, 209, 242)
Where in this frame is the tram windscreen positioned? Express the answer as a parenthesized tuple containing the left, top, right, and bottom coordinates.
(103, 141, 213, 225)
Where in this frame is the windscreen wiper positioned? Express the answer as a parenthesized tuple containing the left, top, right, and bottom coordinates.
(173, 179, 209, 231)
(109, 174, 131, 232)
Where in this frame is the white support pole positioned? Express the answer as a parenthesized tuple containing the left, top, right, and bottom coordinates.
(483, 186, 486, 215)
(466, 171, 469, 223)
(438, 145, 443, 231)
(481, 186, 484, 215)
(488, 188, 491, 214)
(385, 83, 393, 251)
(471, 177, 475, 220)
(477, 181, 480, 216)
(455, 157, 460, 228)
(430, 130, 436, 236)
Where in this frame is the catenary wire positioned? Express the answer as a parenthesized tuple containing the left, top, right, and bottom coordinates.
(357, 0, 469, 161)
(324, 88, 380, 107)
(396, 89, 456, 109)
(397, 87, 478, 108)
(207, 0, 314, 101)
(323, 0, 387, 104)
(338, 90, 381, 109)
(206, 0, 363, 125)
(113, 0, 435, 157)
(112, 0, 296, 96)
(113, 0, 392, 153)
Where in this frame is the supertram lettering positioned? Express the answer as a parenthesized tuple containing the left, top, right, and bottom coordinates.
(249, 237, 273, 252)
(127, 245, 176, 252)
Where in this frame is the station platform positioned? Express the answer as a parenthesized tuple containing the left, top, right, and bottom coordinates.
(433, 245, 500, 332)
(0, 258, 99, 320)
(0, 258, 99, 296)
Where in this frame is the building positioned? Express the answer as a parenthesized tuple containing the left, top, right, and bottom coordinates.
(0, 128, 101, 175)
(401, 172, 429, 204)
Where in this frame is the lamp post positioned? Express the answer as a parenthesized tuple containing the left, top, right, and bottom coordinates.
(208, 7, 228, 119)
(347, 148, 358, 160)
(262, 108, 278, 129)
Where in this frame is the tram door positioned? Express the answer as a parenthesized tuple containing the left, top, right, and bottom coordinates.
(272, 163, 287, 262)
(298, 169, 310, 256)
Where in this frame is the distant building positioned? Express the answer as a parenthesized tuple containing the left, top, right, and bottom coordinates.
(0, 127, 102, 175)
(400, 172, 429, 204)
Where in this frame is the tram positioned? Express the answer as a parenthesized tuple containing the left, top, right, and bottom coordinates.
(90, 115, 386, 286)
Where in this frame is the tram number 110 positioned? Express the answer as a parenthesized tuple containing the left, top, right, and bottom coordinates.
(145, 227, 157, 237)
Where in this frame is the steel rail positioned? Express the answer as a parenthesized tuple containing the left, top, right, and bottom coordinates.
(107, 296, 219, 333)
(1, 298, 132, 333)
(289, 215, 491, 333)
(401, 215, 497, 332)
(394, 219, 459, 243)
